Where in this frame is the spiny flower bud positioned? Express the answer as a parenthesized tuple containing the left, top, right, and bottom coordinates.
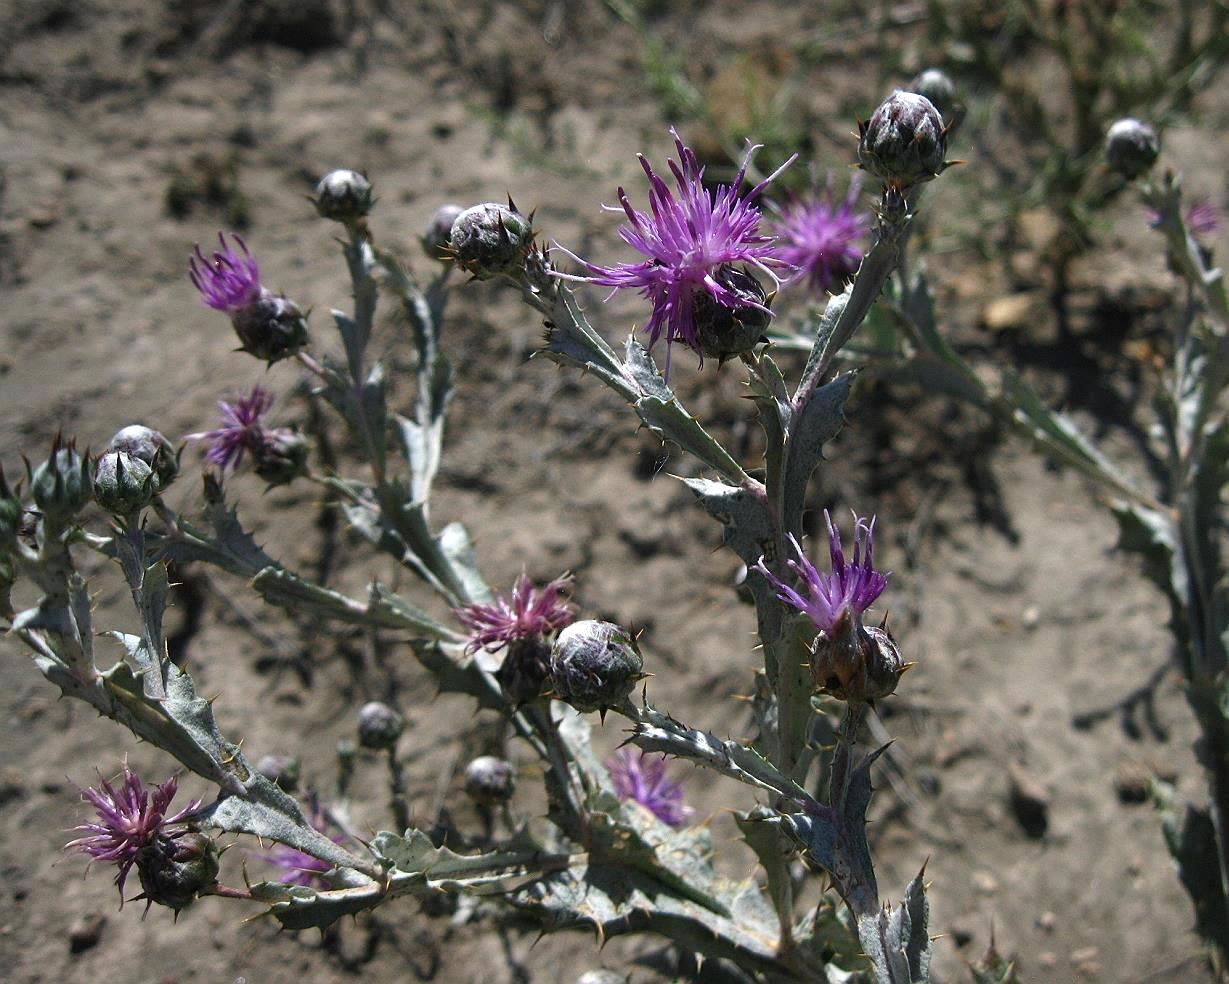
(692, 264, 772, 362)
(449, 202, 534, 280)
(256, 754, 301, 792)
(93, 451, 156, 515)
(1105, 118, 1160, 180)
(858, 90, 948, 190)
(550, 620, 644, 715)
(496, 635, 553, 705)
(31, 439, 93, 526)
(357, 701, 405, 750)
(135, 831, 219, 912)
(230, 292, 310, 366)
(252, 427, 308, 487)
(107, 425, 178, 491)
(422, 204, 464, 261)
(909, 69, 958, 123)
(313, 169, 373, 224)
(464, 756, 516, 807)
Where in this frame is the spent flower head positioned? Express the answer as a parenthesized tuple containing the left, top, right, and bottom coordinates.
(66, 766, 200, 903)
(189, 233, 262, 313)
(607, 749, 693, 827)
(769, 173, 868, 295)
(456, 572, 574, 654)
(184, 386, 275, 473)
(555, 129, 794, 376)
(754, 510, 887, 637)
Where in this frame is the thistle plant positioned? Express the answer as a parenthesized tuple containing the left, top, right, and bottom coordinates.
(2, 94, 954, 982)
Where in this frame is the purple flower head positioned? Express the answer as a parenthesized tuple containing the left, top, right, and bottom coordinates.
(608, 749, 693, 827)
(753, 511, 888, 637)
(184, 385, 275, 472)
(1147, 198, 1221, 239)
(456, 572, 574, 654)
(260, 799, 341, 888)
(65, 766, 200, 903)
(189, 233, 263, 313)
(769, 173, 868, 295)
(555, 129, 795, 376)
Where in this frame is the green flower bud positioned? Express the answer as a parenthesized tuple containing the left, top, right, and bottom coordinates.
(107, 425, 178, 491)
(253, 428, 309, 487)
(858, 90, 948, 190)
(464, 755, 516, 807)
(357, 701, 405, 750)
(449, 202, 534, 280)
(550, 620, 643, 715)
(31, 439, 93, 526)
(1105, 118, 1160, 180)
(136, 831, 220, 912)
(692, 265, 771, 362)
(93, 451, 156, 515)
(313, 169, 373, 224)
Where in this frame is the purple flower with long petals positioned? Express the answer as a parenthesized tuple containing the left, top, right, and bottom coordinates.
(189, 233, 262, 313)
(456, 573, 574, 654)
(184, 386, 275, 472)
(608, 749, 693, 827)
(555, 129, 794, 376)
(769, 174, 868, 295)
(66, 767, 200, 903)
(753, 511, 887, 637)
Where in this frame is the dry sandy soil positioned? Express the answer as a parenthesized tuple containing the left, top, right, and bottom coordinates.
(0, 2, 1225, 982)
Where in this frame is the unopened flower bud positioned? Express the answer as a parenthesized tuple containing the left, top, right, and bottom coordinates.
(550, 620, 643, 715)
(496, 635, 553, 705)
(31, 440, 93, 526)
(1105, 118, 1159, 180)
(357, 701, 405, 750)
(107, 425, 178, 491)
(313, 169, 373, 224)
(231, 291, 310, 366)
(810, 617, 907, 704)
(464, 755, 516, 807)
(253, 428, 308, 487)
(136, 831, 219, 912)
(692, 265, 771, 361)
(94, 451, 156, 515)
(422, 204, 464, 261)
(909, 69, 958, 123)
(256, 754, 301, 792)
(449, 202, 534, 280)
(858, 90, 948, 190)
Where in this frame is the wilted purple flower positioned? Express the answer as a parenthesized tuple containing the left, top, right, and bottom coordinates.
(189, 233, 262, 313)
(769, 174, 868, 295)
(608, 749, 693, 827)
(555, 129, 794, 376)
(754, 511, 887, 637)
(184, 386, 274, 472)
(455, 572, 574, 654)
(66, 767, 200, 903)
(260, 801, 341, 888)
(1147, 198, 1220, 239)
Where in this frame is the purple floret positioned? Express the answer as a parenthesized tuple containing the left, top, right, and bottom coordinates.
(754, 511, 888, 637)
(1147, 199, 1221, 239)
(190, 232, 263, 313)
(555, 129, 794, 376)
(184, 385, 274, 472)
(608, 748, 693, 827)
(66, 766, 200, 903)
(455, 572, 574, 654)
(259, 799, 342, 888)
(769, 174, 868, 295)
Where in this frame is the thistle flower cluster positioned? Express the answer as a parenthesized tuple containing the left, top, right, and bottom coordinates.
(184, 385, 307, 486)
(769, 175, 868, 296)
(607, 749, 692, 827)
(755, 512, 905, 703)
(66, 767, 202, 904)
(557, 129, 794, 375)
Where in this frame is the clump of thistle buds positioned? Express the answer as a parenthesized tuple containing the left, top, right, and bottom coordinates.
(107, 425, 178, 491)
